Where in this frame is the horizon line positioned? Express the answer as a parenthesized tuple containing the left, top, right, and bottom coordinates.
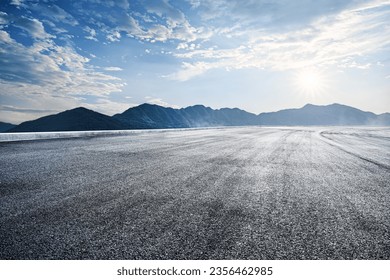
(3, 102, 389, 126)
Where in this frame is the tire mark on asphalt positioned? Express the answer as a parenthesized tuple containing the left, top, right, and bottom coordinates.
(319, 131, 390, 171)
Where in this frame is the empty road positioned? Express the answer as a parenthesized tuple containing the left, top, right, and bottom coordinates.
(0, 126, 389, 259)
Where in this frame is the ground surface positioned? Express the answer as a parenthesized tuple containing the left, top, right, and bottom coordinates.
(0, 126, 389, 259)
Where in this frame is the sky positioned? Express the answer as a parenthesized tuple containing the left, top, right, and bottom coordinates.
(0, 0, 389, 124)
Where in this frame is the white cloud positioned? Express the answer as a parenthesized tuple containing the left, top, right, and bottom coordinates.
(79, 0, 129, 10)
(189, 0, 362, 29)
(109, 1, 211, 44)
(0, 30, 12, 43)
(10, 0, 23, 7)
(0, 105, 57, 114)
(177, 42, 201, 50)
(338, 58, 372, 70)
(9, 1, 210, 45)
(165, 61, 215, 81)
(107, 30, 121, 42)
(13, 17, 53, 39)
(27, 3, 78, 26)
(188, 0, 201, 9)
(103, 67, 123, 71)
(0, 30, 124, 98)
(168, 0, 390, 80)
(121, 14, 141, 33)
(146, 0, 186, 24)
(177, 42, 187, 50)
(84, 26, 98, 41)
(42, 19, 68, 34)
(45, 4, 78, 26)
(0, 12, 8, 25)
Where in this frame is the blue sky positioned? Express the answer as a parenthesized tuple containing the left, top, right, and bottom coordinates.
(0, 0, 389, 124)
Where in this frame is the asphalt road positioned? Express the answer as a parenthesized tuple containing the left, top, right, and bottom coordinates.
(1, 127, 389, 259)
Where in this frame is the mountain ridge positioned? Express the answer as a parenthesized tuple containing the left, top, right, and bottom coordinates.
(7, 107, 125, 132)
(0, 121, 16, 132)
(6, 103, 390, 132)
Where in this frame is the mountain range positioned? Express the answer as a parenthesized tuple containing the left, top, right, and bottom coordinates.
(0, 121, 16, 132)
(5, 103, 390, 132)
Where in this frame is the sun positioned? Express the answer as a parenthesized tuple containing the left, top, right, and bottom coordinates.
(294, 68, 326, 95)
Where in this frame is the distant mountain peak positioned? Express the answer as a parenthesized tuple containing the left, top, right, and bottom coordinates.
(59, 107, 93, 114)
(8, 106, 124, 132)
(186, 104, 207, 109)
(302, 103, 316, 108)
(0, 121, 16, 132)
(302, 103, 354, 110)
(329, 103, 349, 107)
(72, 106, 90, 111)
(138, 103, 160, 108)
(5, 103, 390, 133)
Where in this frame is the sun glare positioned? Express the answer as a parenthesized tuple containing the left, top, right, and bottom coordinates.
(294, 68, 326, 95)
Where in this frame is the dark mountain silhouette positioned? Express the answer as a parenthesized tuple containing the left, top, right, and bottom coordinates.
(113, 103, 188, 129)
(7, 103, 390, 132)
(112, 103, 259, 128)
(8, 107, 124, 132)
(181, 105, 259, 127)
(0, 121, 15, 132)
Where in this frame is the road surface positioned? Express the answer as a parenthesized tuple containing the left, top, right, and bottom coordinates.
(1, 126, 389, 259)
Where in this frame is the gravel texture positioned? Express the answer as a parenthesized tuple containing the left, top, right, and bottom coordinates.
(0, 126, 389, 259)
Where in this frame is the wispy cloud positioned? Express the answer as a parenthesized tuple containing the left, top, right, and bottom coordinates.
(113, 11, 209, 43)
(0, 11, 8, 24)
(103, 67, 123, 71)
(169, 0, 390, 80)
(13, 17, 53, 39)
(84, 26, 98, 41)
(36, 4, 78, 26)
(0, 29, 124, 96)
(106, 30, 121, 42)
(0, 105, 58, 114)
(10, 0, 23, 7)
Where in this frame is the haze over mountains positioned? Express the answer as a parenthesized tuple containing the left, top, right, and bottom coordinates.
(5, 103, 390, 132)
(7, 107, 125, 133)
(113, 104, 259, 129)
